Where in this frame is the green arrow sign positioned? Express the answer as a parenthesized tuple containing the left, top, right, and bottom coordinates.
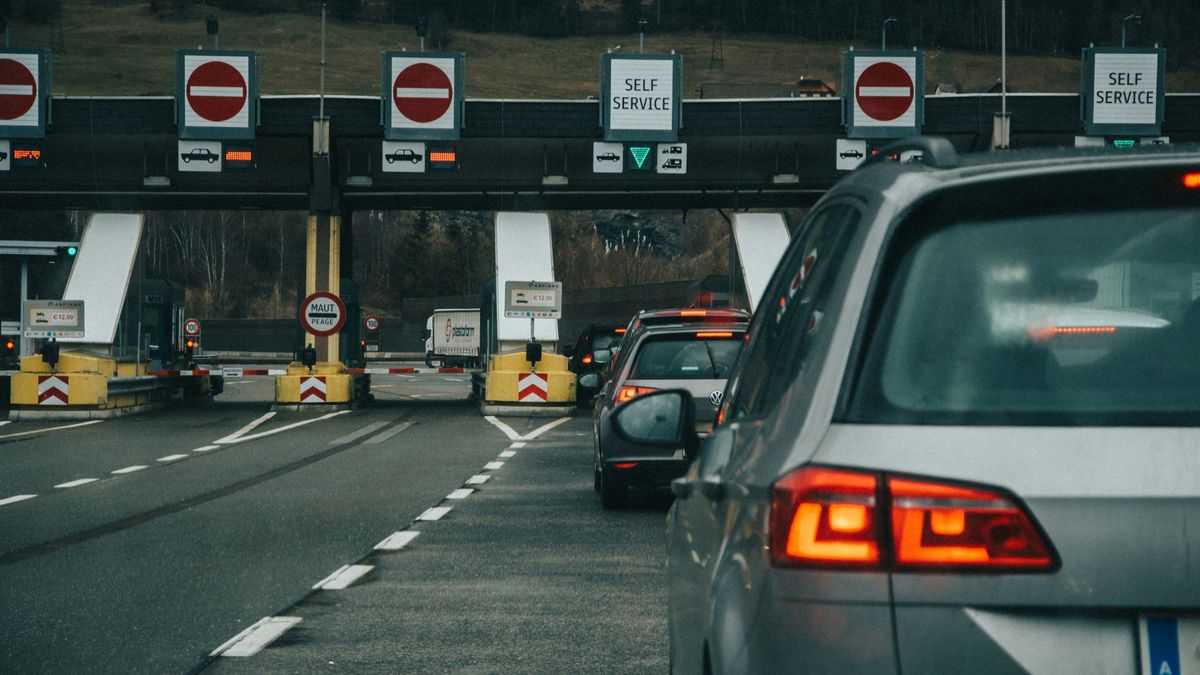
(629, 145, 651, 169)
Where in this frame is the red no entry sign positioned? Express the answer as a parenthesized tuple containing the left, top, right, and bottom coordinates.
(393, 63, 453, 124)
(855, 61, 915, 122)
(186, 60, 247, 123)
(0, 58, 37, 121)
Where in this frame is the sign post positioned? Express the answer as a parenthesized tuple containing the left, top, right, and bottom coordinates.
(1081, 47, 1165, 138)
(601, 53, 682, 142)
(843, 50, 924, 140)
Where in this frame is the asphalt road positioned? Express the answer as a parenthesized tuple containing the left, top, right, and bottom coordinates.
(0, 374, 669, 674)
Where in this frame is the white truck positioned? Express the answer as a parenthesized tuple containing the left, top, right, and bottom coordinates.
(424, 308, 481, 368)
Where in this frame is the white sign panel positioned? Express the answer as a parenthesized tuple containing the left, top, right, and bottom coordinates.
(1092, 53, 1159, 126)
(504, 281, 562, 319)
(0, 52, 41, 128)
(656, 142, 687, 174)
(178, 140, 222, 172)
(852, 56, 918, 128)
(389, 56, 456, 132)
(836, 139, 867, 170)
(23, 300, 85, 339)
(609, 58, 675, 132)
(182, 54, 251, 130)
(593, 142, 623, 173)
(382, 141, 426, 172)
(0, 139, 9, 171)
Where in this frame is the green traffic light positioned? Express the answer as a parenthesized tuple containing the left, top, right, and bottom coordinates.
(66, 246, 77, 256)
(1111, 139, 1136, 149)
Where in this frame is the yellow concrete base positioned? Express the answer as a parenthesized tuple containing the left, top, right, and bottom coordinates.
(10, 351, 150, 409)
(484, 351, 575, 404)
(275, 361, 354, 404)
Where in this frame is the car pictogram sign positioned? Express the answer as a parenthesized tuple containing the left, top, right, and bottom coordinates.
(0, 50, 48, 136)
(300, 291, 346, 337)
(176, 50, 258, 140)
(382, 52, 464, 140)
(844, 51, 924, 139)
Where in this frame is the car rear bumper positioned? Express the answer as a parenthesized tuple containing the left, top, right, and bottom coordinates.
(604, 457, 688, 491)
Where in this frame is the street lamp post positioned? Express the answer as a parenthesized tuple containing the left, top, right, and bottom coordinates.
(882, 17, 897, 50)
(1122, 14, 1141, 48)
(638, 18, 647, 53)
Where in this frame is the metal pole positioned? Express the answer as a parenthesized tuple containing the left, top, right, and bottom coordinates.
(19, 259, 28, 357)
(882, 17, 896, 50)
(214, 34, 218, 50)
(1001, 0, 1007, 120)
(319, 4, 326, 121)
(639, 18, 647, 53)
(420, 36, 425, 51)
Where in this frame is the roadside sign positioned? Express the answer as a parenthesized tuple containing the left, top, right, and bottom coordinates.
(184, 318, 202, 337)
(176, 50, 258, 140)
(1082, 47, 1165, 137)
(601, 53, 682, 142)
(382, 52, 464, 141)
(22, 299, 85, 339)
(504, 281, 562, 319)
(300, 291, 346, 337)
(381, 140, 426, 173)
(844, 51, 924, 139)
(835, 139, 868, 170)
(0, 139, 9, 171)
(593, 141, 624, 173)
(364, 315, 380, 333)
(0, 49, 50, 138)
(178, 140, 223, 172)
(656, 142, 687, 174)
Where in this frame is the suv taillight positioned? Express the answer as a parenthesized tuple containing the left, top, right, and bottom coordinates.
(615, 386, 656, 404)
(771, 466, 1056, 572)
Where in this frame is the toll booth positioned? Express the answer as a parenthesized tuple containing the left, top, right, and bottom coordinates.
(130, 279, 187, 371)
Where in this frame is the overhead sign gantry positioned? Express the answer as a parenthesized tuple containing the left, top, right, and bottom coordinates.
(175, 49, 260, 173)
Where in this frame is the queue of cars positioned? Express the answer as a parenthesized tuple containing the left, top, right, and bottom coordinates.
(582, 138, 1200, 674)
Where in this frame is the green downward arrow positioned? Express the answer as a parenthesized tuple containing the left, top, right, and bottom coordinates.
(629, 146, 651, 168)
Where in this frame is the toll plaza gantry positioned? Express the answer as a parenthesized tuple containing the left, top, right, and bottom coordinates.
(3, 42, 1200, 410)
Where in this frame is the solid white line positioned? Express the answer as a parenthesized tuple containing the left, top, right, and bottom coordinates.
(394, 87, 450, 98)
(329, 421, 389, 446)
(375, 530, 420, 551)
(499, 450, 516, 458)
(484, 461, 505, 471)
(192, 445, 220, 453)
(313, 564, 374, 590)
(55, 478, 99, 489)
(364, 421, 413, 445)
(0, 421, 10, 428)
(858, 86, 911, 97)
(157, 454, 188, 463)
(214, 412, 276, 444)
(189, 85, 244, 97)
(465, 474, 491, 485)
(0, 494, 36, 507)
(417, 506, 452, 521)
(211, 616, 302, 657)
(0, 84, 34, 96)
(220, 411, 351, 445)
(0, 419, 102, 441)
(510, 441, 527, 448)
(446, 488, 474, 500)
(112, 465, 148, 475)
(522, 417, 571, 440)
(484, 416, 521, 441)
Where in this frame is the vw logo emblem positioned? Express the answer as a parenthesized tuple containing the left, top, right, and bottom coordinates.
(708, 390, 724, 407)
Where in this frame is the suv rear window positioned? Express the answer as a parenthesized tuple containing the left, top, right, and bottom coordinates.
(849, 206, 1200, 424)
(629, 334, 742, 380)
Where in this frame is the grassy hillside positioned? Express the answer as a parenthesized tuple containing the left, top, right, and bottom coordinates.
(13, 1, 1200, 98)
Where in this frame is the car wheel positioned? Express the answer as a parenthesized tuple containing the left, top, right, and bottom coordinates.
(599, 469, 626, 509)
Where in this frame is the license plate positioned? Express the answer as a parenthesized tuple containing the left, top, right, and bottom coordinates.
(1140, 617, 1200, 675)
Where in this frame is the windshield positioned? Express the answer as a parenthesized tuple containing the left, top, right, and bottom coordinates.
(850, 207, 1200, 424)
(591, 333, 620, 351)
(629, 334, 743, 380)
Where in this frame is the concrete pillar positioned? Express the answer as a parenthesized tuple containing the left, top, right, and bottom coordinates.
(306, 212, 341, 364)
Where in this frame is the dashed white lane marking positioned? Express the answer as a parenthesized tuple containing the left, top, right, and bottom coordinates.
(484, 416, 521, 441)
(157, 454, 188, 463)
(0, 421, 10, 428)
(0, 494, 37, 507)
(211, 616, 303, 657)
(446, 488, 474, 500)
(523, 417, 571, 440)
(0, 419, 103, 441)
(364, 421, 413, 445)
(112, 465, 147, 475)
(192, 445, 220, 453)
(313, 564, 375, 590)
(375, 530, 420, 551)
(55, 478, 99, 489)
(484, 461, 505, 470)
(417, 506, 452, 521)
(510, 441, 527, 448)
(214, 412, 276, 444)
(329, 421, 389, 446)
(219, 411, 351, 445)
(499, 450, 517, 458)
(465, 474, 491, 485)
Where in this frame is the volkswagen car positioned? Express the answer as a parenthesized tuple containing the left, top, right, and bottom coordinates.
(585, 309, 748, 508)
(610, 138, 1200, 673)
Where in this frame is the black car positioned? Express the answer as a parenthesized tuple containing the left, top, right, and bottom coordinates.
(566, 323, 625, 405)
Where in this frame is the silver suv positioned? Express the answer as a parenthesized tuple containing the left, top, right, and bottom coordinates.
(611, 138, 1200, 674)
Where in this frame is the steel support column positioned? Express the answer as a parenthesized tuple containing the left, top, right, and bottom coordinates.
(305, 212, 341, 363)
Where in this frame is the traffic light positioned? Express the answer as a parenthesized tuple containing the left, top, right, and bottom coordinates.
(184, 337, 196, 364)
(3, 337, 15, 369)
(55, 245, 78, 257)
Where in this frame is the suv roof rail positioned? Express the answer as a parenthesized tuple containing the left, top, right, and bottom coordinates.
(862, 136, 960, 170)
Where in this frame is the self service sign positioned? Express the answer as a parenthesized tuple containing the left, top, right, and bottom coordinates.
(602, 53, 682, 142)
(1082, 47, 1165, 136)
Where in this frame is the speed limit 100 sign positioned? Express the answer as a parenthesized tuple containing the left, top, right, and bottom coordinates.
(183, 318, 201, 336)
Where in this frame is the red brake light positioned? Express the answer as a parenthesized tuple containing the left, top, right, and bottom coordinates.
(614, 462, 638, 470)
(582, 354, 593, 364)
(680, 310, 708, 317)
(614, 328, 627, 334)
(695, 331, 734, 339)
(1184, 172, 1200, 189)
(771, 466, 1056, 571)
(615, 385, 656, 403)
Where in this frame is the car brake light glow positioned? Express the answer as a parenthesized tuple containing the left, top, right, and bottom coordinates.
(771, 466, 1057, 571)
(614, 328, 627, 334)
(614, 462, 638, 470)
(680, 310, 708, 317)
(616, 386, 656, 403)
(1052, 326, 1116, 335)
(1184, 172, 1200, 189)
(582, 354, 593, 364)
(695, 331, 734, 339)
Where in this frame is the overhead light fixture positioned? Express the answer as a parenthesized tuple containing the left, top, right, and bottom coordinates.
(542, 175, 569, 186)
(143, 176, 171, 187)
(772, 173, 800, 185)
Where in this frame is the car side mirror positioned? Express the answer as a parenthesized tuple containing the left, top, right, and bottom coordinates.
(592, 348, 613, 365)
(578, 372, 602, 391)
(611, 389, 699, 456)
